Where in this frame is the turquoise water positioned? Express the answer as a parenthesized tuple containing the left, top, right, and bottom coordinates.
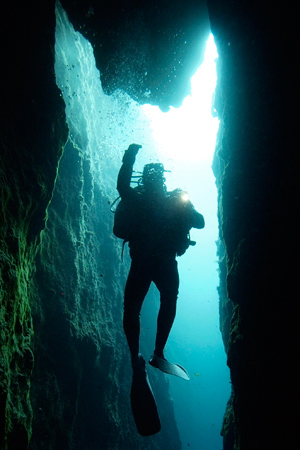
(55, 4, 230, 448)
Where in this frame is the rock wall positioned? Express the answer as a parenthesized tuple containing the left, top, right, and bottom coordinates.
(60, 0, 210, 110)
(0, 1, 68, 448)
(208, 1, 299, 448)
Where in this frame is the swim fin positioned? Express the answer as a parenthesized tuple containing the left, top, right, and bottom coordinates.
(149, 354, 190, 380)
(130, 355, 161, 436)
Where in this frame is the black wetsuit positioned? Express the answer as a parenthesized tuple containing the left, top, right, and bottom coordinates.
(117, 157, 204, 367)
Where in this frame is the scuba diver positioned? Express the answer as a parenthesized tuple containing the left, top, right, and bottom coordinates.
(115, 143, 205, 375)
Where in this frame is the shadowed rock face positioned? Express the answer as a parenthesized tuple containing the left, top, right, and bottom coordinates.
(0, 1, 68, 449)
(0, 0, 298, 449)
(208, 2, 298, 448)
(60, 0, 210, 110)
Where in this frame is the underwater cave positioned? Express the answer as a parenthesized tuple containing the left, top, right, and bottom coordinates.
(0, 1, 298, 450)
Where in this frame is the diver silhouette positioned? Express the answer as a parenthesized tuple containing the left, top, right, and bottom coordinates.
(116, 144, 205, 372)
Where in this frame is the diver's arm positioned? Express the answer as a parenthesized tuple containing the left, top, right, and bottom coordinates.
(117, 163, 133, 198)
(117, 144, 141, 199)
(182, 200, 205, 229)
(191, 209, 205, 229)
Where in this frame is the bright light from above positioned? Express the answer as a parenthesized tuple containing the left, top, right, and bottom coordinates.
(181, 192, 189, 202)
(142, 34, 219, 162)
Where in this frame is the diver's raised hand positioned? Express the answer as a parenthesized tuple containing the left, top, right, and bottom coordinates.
(122, 144, 142, 164)
(128, 143, 142, 153)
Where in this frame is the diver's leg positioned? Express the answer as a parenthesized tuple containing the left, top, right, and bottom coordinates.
(153, 259, 179, 357)
(123, 261, 151, 369)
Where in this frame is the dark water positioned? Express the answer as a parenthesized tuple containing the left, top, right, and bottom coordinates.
(55, 5, 230, 448)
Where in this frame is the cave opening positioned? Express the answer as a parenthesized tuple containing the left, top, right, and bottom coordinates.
(54, 3, 230, 448)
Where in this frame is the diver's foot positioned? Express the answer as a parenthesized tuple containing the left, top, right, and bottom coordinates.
(149, 354, 190, 380)
(149, 353, 166, 368)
